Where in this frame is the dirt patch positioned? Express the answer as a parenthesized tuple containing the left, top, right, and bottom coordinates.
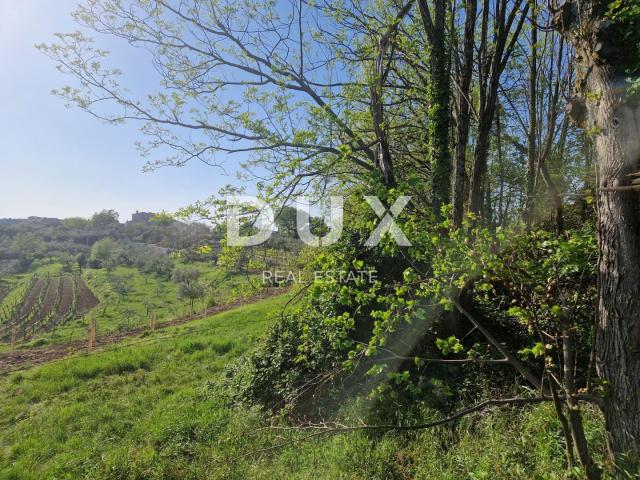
(20, 277, 60, 336)
(0, 280, 45, 340)
(15, 279, 45, 321)
(76, 277, 99, 314)
(56, 277, 74, 317)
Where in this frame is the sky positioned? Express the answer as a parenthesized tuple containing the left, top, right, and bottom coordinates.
(0, 1, 243, 221)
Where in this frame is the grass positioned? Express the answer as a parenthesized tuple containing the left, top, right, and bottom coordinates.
(0, 288, 606, 480)
(0, 294, 289, 479)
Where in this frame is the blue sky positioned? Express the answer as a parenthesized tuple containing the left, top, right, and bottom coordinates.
(0, 1, 241, 221)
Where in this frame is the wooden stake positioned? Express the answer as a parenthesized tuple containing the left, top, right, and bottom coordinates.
(10, 329, 16, 353)
(150, 311, 157, 331)
(88, 320, 96, 353)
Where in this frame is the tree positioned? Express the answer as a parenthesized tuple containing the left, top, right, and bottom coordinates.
(172, 267, 204, 315)
(467, 0, 530, 217)
(177, 281, 205, 316)
(142, 254, 174, 279)
(556, 0, 640, 466)
(171, 266, 201, 285)
(38, 1, 418, 202)
(417, 0, 453, 215)
(59, 252, 76, 273)
(62, 217, 90, 229)
(75, 252, 87, 273)
(10, 233, 45, 268)
(90, 209, 120, 230)
(451, 0, 477, 226)
(109, 275, 133, 307)
(90, 237, 118, 271)
(274, 206, 299, 238)
(150, 211, 175, 227)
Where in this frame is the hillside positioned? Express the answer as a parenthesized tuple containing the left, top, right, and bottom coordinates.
(0, 261, 264, 353)
(5, 0, 640, 474)
(0, 292, 606, 479)
(0, 295, 289, 479)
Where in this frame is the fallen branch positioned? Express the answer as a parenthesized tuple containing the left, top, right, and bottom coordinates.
(234, 394, 599, 461)
(453, 299, 545, 391)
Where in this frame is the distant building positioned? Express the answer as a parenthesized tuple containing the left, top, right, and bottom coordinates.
(130, 211, 155, 224)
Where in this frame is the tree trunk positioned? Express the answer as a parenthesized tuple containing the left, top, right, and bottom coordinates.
(594, 81, 640, 462)
(428, 0, 452, 217)
(559, 0, 640, 463)
(369, 2, 414, 189)
(452, 0, 477, 227)
(496, 107, 506, 225)
(526, 2, 538, 226)
(468, 0, 491, 216)
(468, 0, 529, 217)
(469, 115, 494, 215)
(581, 131, 595, 221)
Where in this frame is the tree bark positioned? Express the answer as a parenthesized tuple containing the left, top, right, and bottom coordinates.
(526, 1, 538, 226)
(418, 0, 453, 216)
(559, 0, 640, 463)
(469, 113, 494, 214)
(594, 80, 640, 462)
(428, 0, 452, 216)
(452, 0, 477, 226)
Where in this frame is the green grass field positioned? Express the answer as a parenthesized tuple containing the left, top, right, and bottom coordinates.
(0, 290, 606, 480)
(0, 294, 289, 479)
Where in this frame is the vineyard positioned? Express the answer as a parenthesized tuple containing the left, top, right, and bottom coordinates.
(0, 280, 12, 304)
(0, 274, 99, 341)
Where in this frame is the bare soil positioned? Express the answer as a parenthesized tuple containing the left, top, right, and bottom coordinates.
(56, 277, 74, 317)
(76, 277, 99, 313)
(21, 277, 60, 336)
(15, 279, 45, 321)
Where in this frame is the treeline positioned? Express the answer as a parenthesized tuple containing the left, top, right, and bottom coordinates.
(0, 209, 211, 274)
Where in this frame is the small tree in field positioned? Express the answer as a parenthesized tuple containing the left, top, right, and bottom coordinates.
(177, 281, 205, 316)
(171, 267, 201, 285)
(109, 275, 133, 307)
(172, 267, 204, 315)
(90, 238, 118, 271)
(75, 253, 87, 273)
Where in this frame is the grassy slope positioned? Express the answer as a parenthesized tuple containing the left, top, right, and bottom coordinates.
(0, 289, 606, 480)
(0, 294, 288, 480)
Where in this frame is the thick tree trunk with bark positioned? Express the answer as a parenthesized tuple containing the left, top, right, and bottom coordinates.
(594, 78, 640, 461)
(558, 0, 640, 463)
